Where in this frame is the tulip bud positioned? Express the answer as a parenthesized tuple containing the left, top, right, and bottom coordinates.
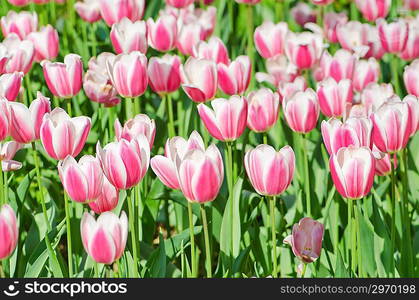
(176, 22, 205, 56)
(110, 18, 147, 54)
(148, 55, 181, 95)
(405, 95, 419, 136)
(352, 58, 380, 92)
(1, 11, 38, 39)
(404, 0, 419, 10)
(317, 78, 353, 118)
(291, 3, 317, 26)
(278, 76, 307, 101)
(89, 177, 119, 214)
(360, 83, 394, 114)
(0, 72, 23, 102)
(377, 18, 409, 54)
(336, 21, 369, 53)
(0, 45, 9, 75)
(83, 71, 120, 107)
(0, 204, 18, 260)
(285, 32, 324, 70)
(256, 55, 298, 88)
(115, 114, 156, 148)
(246, 88, 280, 133)
(372, 146, 397, 176)
(404, 59, 419, 96)
(254, 21, 288, 59)
(400, 17, 419, 61)
(323, 12, 348, 43)
(217, 56, 251, 96)
(147, 15, 177, 52)
(27, 25, 59, 62)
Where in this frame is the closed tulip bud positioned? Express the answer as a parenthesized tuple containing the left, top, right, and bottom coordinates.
(147, 15, 177, 52)
(27, 25, 59, 62)
(400, 18, 419, 61)
(284, 217, 324, 263)
(40, 108, 91, 160)
(2, 34, 34, 74)
(330, 146, 375, 199)
(0, 204, 18, 260)
(0, 141, 23, 172)
(89, 177, 119, 214)
(404, 59, 419, 96)
(360, 83, 394, 114)
(42, 54, 83, 99)
(323, 12, 348, 43)
(256, 55, 298, 88)
(353, 58, 380, 92)
(193, 37, 230, 65)
(278, 76, 307, 101)
(244, 145, 295, 196)
(106, 51, 148, 98)
(372, 146, 397, 176)
(217, 56, 251, 96)
(291, 3, 316, 26)
(110, 18, 147, 54)
(318, 49, 356, 82)
(198, 96, 247, 142)
(58, 155, 104, 203)
(285, 32, 324, 70)
(9, 92, 51, 144)
(283, 89, 320, 134)
(377, 18, 409, 54)
(115, 114, 155, 148)
(97, 136, 150, 190)
(181, 57, 217, 103)
(336, 21, 369, 53)
(75, 0, 102, 23)
(81, 211, 128, 264)
(405, 95, 419, 136)
(176, 22, 205, 56)
(83, 70, 120, 107)
(355, 0, 390, 22)
(246, 88, 280, 133)
(0, 72, 23, 102)
(148, 55, 181, 95)
(321, 117, 372, 155)
(254, 21, 288, 59)
(317, 78, 353, 118)
(1, 11, 38, 39)
(165, 0, 194, 8)
(99, 0, 145, 27)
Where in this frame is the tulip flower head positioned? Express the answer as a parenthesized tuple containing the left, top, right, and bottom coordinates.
(0, 72, 23, 102)
(147, 55, 181, 95)
(0, 141, 23, 172)
(246, 88, 280, 133)
(0, 204, 18, 260)
(27, 25, 60, 62)
(404, 59, 419, 97)
(217, 55, 251, 96)
(110, 18, 147, 54)
(89, 177, 119, 214)
(1, 11, 38, 39)
(193, 37, 230, 65)
(254, 21, 288, 59)
(75, 0, 102, 23)
(355, 0, 391, 22)
(2, 33, 34, 74)
(317, 78, 353, 118)
(147, 14, 178, 52)
(114, 114, 156, 148)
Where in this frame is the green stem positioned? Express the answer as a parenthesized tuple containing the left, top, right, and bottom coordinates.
(135, 184, 142, 276)
(91, 22, 97, 58)
(355, 200, 362, 277)
(0, 162, 3, 207)
(263, 133, 268, 145)
(226, 142, 235, 261)
(347, 198, 353, 277)
(390, 154, 396, 277)
(246, 4, 255, 90)
(301, 263, 307, 278)
(301, 134, 311, 217)
(187, 201, 197, 277)
(108, 106, 115, 141)
(49, 0, 56, 24)
(94, 262, 99, 278)
(127, 188, 139, 277)
(200, 205, 212, 278)
(125, 98, 134, 120)
(270, 196, 278, 278)
(166, 93, 176, 137)
(390, 54, 401, 96)
(64, 192, 73, 277)
(25, 74, 33, 105)
(66, 99, 72, 117)
(401, 149, 413, 276)
(276, 0, 284, 22)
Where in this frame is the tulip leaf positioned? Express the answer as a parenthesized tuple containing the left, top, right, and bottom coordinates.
(335, 249, 349, 278)
(146, 234, 167, 278)
(357, 203, 377, 277)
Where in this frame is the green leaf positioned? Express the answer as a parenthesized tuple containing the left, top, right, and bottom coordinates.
(335, 249, 349, 278)
(146, 234, 167, 278)
(357, 203, 377, 276)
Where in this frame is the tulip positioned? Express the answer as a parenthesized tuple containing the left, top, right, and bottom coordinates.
(217, 56, 251, 96)
(404, 59, 419, 97)
(256, 55, 298, 88)
(7, 0, 31, 5)
(0, 72, 23, 102)
(88, 177, 119, 214)
(110, 18, 147, 54)
(99, 0, 145, 27)
(147, 55, 181, 95)
(355, 0, 390, 22)
(318, 49, 356, 82)
(75, 0, 102, 23)
(165, 0, 194, 8)
(40, 108, 91, 160)
(42, 54, 83, 99)
(317, 78, 353, 118)
(254, 21, 288, 59)
(96, 135, 150, 190)
(193, 37, 230, 65)
(106, 51, 148, 98)
(198, 96, 248, 142)
(360, 83, 394, 114)
(244, 144, 295, 196)
(336, 21, 369, 53)
(285, 31, 324, 70)
(405, 95, 419, 136)
(0, 98, 10, 142)
(352, 58, 380, 92)
(282, 88, 320, 134)
(291, 3, 317, 26)
(180, 57, 217, 103)
(373, 147, 397, 176)
(235, 0, 261, 4)
(400, 17, 419, 61)
(278, 76, 307, 102)
(83, 70, 120, 107)
(147, 15, 177, 52)
(58, 155, 104, 203)
(2, 34, 34, 74)
(323, 12, 348, 43)
(1, 11, 38, 39)
(246, 88, 280, 133)
(26, 25, 59, 62)
(346, 104, 369, 119)
(81, 211, 128, 264)
(176, 22, 205, 56)
(0, 45, 9, 75)
(377, 18, 409, 54)
(404, 0, 419, 10)
(364, 25, 386, 60)
(329, 146, 375, 199)
(114, 114, 156, 147)
(283, 217, 324, 264)
(0, 141, 23, 172)
(9, 92, 51, 144)
(0, 204, 18, 260)
(321, 117, 372, 155)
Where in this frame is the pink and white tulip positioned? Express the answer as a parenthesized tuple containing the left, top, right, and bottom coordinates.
(193, 37, 230, 65)
(0, 72, 23, 102)
(115, 114, 156, 148)
(75, 0, 102, 23)
(355, 0, 390, 22)
(1, 11, 38, 39)
(404, 0, 419, 10)
(110, 18, 147, 54)
(311, 0, 334, 5)
(2, 34, 34, 74)
(373, 147, 397, 176)
(0, 99, 10, 142)
(317, 49, 356, 82)
(336, 21, 369, 54)
(176, 22, 205, 56)
(291, 3, 317, 26)
(0, 45, 9, 75)
(147, 55, 181, 95)
(254, 21, 288, 59)
(317, 78, 353, 118)
(0, 204, 18, 260)
(352, 58, 380, 92)
(147, 15, 177, 52)
(400, 17, 419, 61)
(404, 59, 419, 97)
(278, 76, 307, 101)
(246, 88, 280, 133)
(217, 56, 251, 96)
(88, 177, 119, 214)
(0, 141, 23, 172)
(99, 0, 145, 27)
(27, 25, 59, 62)
(165, 0, 194, 7)
(323, 12, 348, 43)
(360, 83, 394, 114)
(377, 18, 409, 54)
(405, 95, 419, 136)
(256, 55, 298, 88)
(285, 32, 324, 70)
(83, 70, 120, 107)
(7, 0, 31, 5)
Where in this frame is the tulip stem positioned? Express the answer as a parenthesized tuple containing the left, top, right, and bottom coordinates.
(276, 0, 284, 22)
(66, 99, 72, 117)
(91, 22, 97, 58)
(390, 54, 401, 96)
(301, 263, 307, 278)
(225, 142, 236, 264)
(94, 262, 99, 278)
(49, 0, 56, 25)
(246, 4, 255, 91)
(0, 163, 4, 206)
(187, 201, 197, 277)
(401, 149, 413, 276)
(0, 261, 5, 278)
(127, 188, 139, 277)
(301, 134, 312, 217)
(200, 205, 212, 278)
(390, 155, 396, 277)
(263, 133, 268, 145)
(270, 196, 278, 278)
(166, 93, 176, 137)
(355, 200, 362, 277)
(347, 198, 353, 277)
(25, 74, 33, 105)
(64, 192, 73, 277)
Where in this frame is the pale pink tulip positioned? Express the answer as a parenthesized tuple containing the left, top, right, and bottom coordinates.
(0, 72, 23, 102)
(2, 34, 34, 74)
(110, 18, 147, 54)
(1, 11, 38, 39)
(404, 0, 419, 10)
(193, 37, 230, 65)
(336, 21, 369, 54)
(360, 83, 394, 114)
(404, 59, 419, 96)
(254, 21, 288, 59)
(364, 25, 386, 60)
(147, 15, 177, 52)
(75, 0, 102, 23)
(89, 177, 119, 214)
(176, 22, 205, 56)
(256, 55, 298, 88)
(278, 76, 307, 101)
(0, 141, 23, 172)
(246, 88, 280, 133)
(285, 31, 324, 70)
(83, 70, 120, 107)
(0, 204, 18, 260)
(355, 0, 390, 22)
(217, 56, 251, 96)
(352, 58, 380, 92)
(27, 25, 59, 62)
(377, 18, 409, 54)
(400, 17, 419, 61)
(99, 0, 145, 27)
(115, 114, 155, 148)
(147, 55, 181, 95)
(317, 78, 353, 118)
(323, 12, 348, 43)
(317, 49, 356, 82)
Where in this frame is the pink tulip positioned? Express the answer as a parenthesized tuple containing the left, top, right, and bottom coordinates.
(88, 177, 119, 214)
(40, 108, 91, 160)
(246, 88, 280, 133)
(75, 0, 102, 23)
(9, 92, 51, 144)
(323, 12, 348, 43)
(405, 95, 419, 136)
(355, 0, 390, 22)
(285, 31, 324, 70)
(2, 34, 34, 74)
(58, 155, 104, 203)
(360, 83, 394, 114)
(96, 135, 150, 190)
(364, 25, 386, 60)
(317, 49, 356, 82)
(352, 58, 380, 92)
(83, 70, 120, 107)
(180, 57, 218, 103)
(1, 11, 38, 39)
(114, 114, 156, 148)
(336, 21, 369, 53)
(0, 45, 9, 75)
(244, 145, 295, 196)
(311, 0, 334, 5)
(193, 37, 230, 65)
(278, 76, 307, 102)
(400, 17, 419, 61)
(176, 22, 205, 56)
(0, 141, 23, 172)
(0, 204, 18, 260)
(282, 88, 320, 134)
(254, 21, 288, 59)
(317, 78, 353, 118)
(291, 3, 317, 26)
(165, 0, 194, 8)
(330, 146, 375, 199)
(147, 15, 177, 52)
(404, 0, 419, 10)
(373, 146, 397, 176)
(106, 51, 148, 98)
(0, 72, 23, 102)
(27, 25, 59, 62)
(7, 0, 31, 5)
(256, 55, 298, 88)
(235, 0, 261, 4)
(377, 18, 409, 54)
(345, 104, 369, 119)
(99, 0, 145, 27)
(283, 217, 324, 263)
(0, 98, 10, 142)
(198, 96, 248, 142)
(110, 18, 147, 54)
(321, 117, 372, 155)
(218, 56, 251, 96)
(42, 54, 83, 99)
(81, 211, 128, 264)
(147, 55, 181, 95)
(404, 59, 419, 96)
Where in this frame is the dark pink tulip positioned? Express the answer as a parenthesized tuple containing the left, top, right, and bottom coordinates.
(218, 56, 251, 96)
(96, 136, 150, 190)
(400, 17, 419, 61)
(89, 177, 119, 214)
(58, 155, 104, 203)
(311, 0, 334, 4)
(115, 114, 156, 148)
(355, 0, 390, 22)
(40, 108, 91, 160)
(291, 2, 316, 26)
(99, 0, 145, 27)
(0, 72, 23, 102)
(352, 58, 380, 92)
(318, 49, 356, 82)
(1, 11, 38, 39)
(244, 145, 295, 196)
(254, 21, 288, 59)
(256, 55, 298, 88)
(404, 59, 419, 96)
(193, 37, 230, 65)
(165, 0, 194, 8)
(235, 0, 261, 4)
(336, 21, 369, 54)
(377, 18, 409, 54)
(0, 141, 23, 172)
(2, 34, 34, 74)
(330, 146, 375, 199)
(284, 217, 324, 264)
(147, 15, 177, 52)
(148, 55, 181, 95)
(0, 98, 10, 142)
(81, 211, 128, 264)
(360, 83, 394, 114)
(278, 76, 307, 102)
(110, 18, 147, 54)
(317, 78, 353, 118)
(372, 146, 397, 176)
(7, 0, 31, 5)
(9, 92, 51, 143)
(323, 12, 348, 43)
(405, 95, 419, 136)
(404, 0, 419, 10)
(106, 51, 148, 98)
(246, 88, 280, 133)
(42, 54, 83, 99)
(0, 204, 18, 260)
(181, 57, 217, 103)
(75, 0, 102, 23)
(285, 31, 324, 70)
(27, 25, 59, 62)
(198, 96, 248, 142)
(176, 22, 205, 56)
(282, 88, 320, 134)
